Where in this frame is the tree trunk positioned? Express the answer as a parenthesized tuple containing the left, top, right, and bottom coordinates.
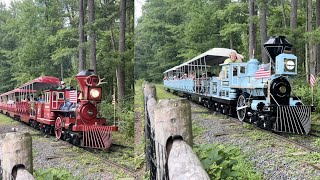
(88, 0, 97, 74)
(290, 0, 297, 54)
(229, 35, 233, 49)
(249, 0, 256, 59)
(281, 0, 287, 28)
(61, 62, 63, 80)
(259, 1, 268, 63)
(79, 0, 86, 72)
(308, 0, 316, 76)
(117, 0, 126, 102)
(316, 0, 320, 74)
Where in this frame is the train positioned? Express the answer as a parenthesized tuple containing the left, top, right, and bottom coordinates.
(163, 36, 315, 134)
(0, 70, 118, 149)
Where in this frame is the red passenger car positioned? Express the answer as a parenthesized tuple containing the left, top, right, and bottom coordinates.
(0, 70, 118, 149)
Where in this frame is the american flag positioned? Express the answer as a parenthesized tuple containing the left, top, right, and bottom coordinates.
(310, 74, 316, 87)
(254, 65, 271, 79)
(69, 90, 77, 103)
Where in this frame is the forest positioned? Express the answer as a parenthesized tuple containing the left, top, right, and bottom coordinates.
(0, 0, 134, 137)
(135, 0, 320, 83)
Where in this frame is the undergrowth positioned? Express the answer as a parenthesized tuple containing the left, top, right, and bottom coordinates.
(34, 168, 81, 180)
(194, 143, 262, 179)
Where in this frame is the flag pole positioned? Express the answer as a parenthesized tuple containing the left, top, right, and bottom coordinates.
(113, 86, 116, 126)
(312, 85, 314, 106)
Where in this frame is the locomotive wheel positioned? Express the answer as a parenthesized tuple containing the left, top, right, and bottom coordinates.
(55, 117, 63, 139)
(237, 94, 249, 121)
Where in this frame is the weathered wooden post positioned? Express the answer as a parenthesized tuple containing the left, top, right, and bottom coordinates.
(1, 132, 34, 180)
(168, 140, 210, 180)
(154, 98, 209, 180)
(154, 98, 193, 147)
(154, 98, 193, 179)
(143, 82, 158, 178)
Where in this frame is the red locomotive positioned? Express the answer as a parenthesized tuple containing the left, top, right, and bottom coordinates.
(0, 70, 118, 149)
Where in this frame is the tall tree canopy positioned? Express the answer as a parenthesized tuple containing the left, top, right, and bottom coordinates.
(135, 0, 320, 82)
(0, 0, 134, 100)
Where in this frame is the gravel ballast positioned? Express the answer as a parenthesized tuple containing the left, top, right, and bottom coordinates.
(191, 103, 320, 179)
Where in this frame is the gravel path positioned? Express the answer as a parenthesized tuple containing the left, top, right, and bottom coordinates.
(192, 103, 320, 179)
(0, 118, 133, 179)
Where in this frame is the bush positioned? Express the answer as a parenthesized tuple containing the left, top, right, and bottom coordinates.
(291, 77, 320, 113)
(99, 97, 134, 138)
(194, 144, 261, 179)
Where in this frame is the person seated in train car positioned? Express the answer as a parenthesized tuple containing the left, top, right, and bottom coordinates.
(57, 81, 66, 90)
(188, 71, 195, 80)
(180, 73, 188, 79)
(7, 99, 15, 105)
(60, 98, 73, 111)
(37, 94, 44, 102)
(173, 75, 177, 80)
(219, 51, 243, 79)
(29, 97, 36, 115)
(163, 76, 168, 80)
(200, 73, 208, 93)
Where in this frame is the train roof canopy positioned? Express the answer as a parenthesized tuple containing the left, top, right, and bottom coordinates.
(0, 89, 35, 97)
(19, 76, 60, 90)
(164, 48, 239, 73)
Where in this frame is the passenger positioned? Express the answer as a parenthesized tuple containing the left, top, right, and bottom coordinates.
(60, 98, 73, 111)
(189, 72, 195, 80)
(57, 81, 66, 90)
(220, 51, 242, 79)
(181, 73, 188, 79)
(38, 94, 44, 102)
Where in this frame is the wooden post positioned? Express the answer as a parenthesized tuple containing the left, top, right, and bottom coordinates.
(1, 132, 34, 180)
(154, 98, 193, 147)
(168, 140, 210, 180)
(143, 82, 157, 128)
(143, 83, 157, 101)
(154, 98, 193, 179)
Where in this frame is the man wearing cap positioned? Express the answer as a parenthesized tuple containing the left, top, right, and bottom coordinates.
(57, 81, 66, 90)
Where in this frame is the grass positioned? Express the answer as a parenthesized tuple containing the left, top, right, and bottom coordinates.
(154, 84, 179, 99)
(134, 80, 147, 171)
(0, 114, 18, 125)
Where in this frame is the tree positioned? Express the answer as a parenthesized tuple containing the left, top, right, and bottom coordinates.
(117, 0, 126, 101)
(307, 0, 315, 77)
(258, 0, 268, 63)
(88, 0, 97, 73)
(79, 0, 86, 71)
(316, 0, 320, 74)
(249, 0, 256, 59)
(290, 0, 297, 54)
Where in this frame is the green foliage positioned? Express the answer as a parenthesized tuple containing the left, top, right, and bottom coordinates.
(291, 77, 320, 112)
(135, 0, 317, 83)
(34, 168, 80, 180)
(195, 144, 240, 179)
(194, 143, 261, 179)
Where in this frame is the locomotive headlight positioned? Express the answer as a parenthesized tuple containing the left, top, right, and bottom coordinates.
(90, 89, 100, 98)
(285, 60, 295, 71)
(279, 86, 287, 93)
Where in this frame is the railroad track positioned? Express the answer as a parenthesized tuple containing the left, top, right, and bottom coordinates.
(1, 113, 137, 178)
(85, 148, 136, 177)
(192, 102, 320, 153)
